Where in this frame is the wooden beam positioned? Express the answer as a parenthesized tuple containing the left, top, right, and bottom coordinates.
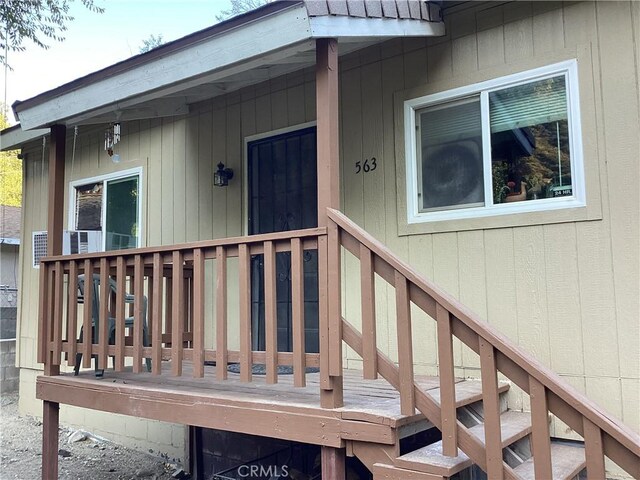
(316, 37, 342, 409)
(44, 124, 65, 376)
(321, 446, 346, 480)
(42, 401, 59, 480)
(47, 124, 65, 257)
(316, 37, 340, 225)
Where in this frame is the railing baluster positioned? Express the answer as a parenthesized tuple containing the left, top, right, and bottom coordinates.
(184, 273, 191, 348)
(328, 221, 342, 377)
(147, 265, 154, 352)
(151, 253, 163, 375)
(165, 264, 173, 348)
(171, 251, 184, 376)
(216, 246, 228, 380)
(44, 265, 56, 374)
(67, 261, 78, 367)
(192, 248, 205, 378)
(52, 261, 63, 365)
(98, 258, 109, 370)
(37, 263, 49, 365)
(239, 244, 252, 382)
(115, 256, 126, 372)
(360, 244, 377, 380)
(395, 271, 415, 415)
(479, 337, 503, 479)
(264, 241, 278, 384)
(529, 376, 553, 479)
(82, 260, 93, 368)
(133, 255, 144, 373)
(437, 303, 457, 457)
(291, 238, 306, 387)
(583, 417, 606, 479)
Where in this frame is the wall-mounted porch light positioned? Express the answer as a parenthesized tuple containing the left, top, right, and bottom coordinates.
(214, 162, 234, 187)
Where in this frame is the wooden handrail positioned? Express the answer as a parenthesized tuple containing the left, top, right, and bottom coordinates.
(327, 208, 640, 479)
(39, 227, 326, 263)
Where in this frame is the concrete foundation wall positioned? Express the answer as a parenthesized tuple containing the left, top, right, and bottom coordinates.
(1, 340, 19, 393)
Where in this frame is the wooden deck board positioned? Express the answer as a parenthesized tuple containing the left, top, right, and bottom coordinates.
(37, 364, 444, 446)
(37, 365, 509, 437)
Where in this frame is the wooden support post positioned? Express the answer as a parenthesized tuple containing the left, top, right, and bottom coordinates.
(42, 400, 59, 479)
(316, 37, 343, 408)
(321, 446, 346, 480)
(44, 124, 66, 377)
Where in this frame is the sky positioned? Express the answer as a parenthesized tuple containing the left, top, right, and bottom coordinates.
(2, 0, 233, 124)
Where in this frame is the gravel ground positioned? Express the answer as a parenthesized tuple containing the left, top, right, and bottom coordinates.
(0, 393, 187, 480)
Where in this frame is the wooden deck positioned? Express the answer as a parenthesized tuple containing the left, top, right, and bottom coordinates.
(36, 364, 463, 448)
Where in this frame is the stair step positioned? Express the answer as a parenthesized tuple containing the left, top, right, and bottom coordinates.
(373, 463, 445, 480)
(467, 410, 532, 447)
(393, 410, 532, 477)
(427, 380, 510, 409)
(394, 440, 473, 477)
(513, 443, 586, 480)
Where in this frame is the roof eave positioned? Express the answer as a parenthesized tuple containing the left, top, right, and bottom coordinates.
(14, 4, 445, 131)
(0, 124, 48, 151)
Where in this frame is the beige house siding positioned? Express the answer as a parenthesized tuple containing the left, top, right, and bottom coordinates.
(16, 0, 639, 457)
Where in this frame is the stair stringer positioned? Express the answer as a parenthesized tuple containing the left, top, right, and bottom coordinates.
(350, 440, 399, 472)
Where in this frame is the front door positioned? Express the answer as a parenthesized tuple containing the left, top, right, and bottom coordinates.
(247, 126, 319, 354)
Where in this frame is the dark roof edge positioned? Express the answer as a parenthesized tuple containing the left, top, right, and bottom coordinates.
(12, 1, 303, 116)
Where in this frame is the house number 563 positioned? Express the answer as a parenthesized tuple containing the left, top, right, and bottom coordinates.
(355, 157, 377, 174)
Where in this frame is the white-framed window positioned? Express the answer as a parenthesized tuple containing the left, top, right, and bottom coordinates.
(68, 167, 142, 251)
(404, 60, 585, 224)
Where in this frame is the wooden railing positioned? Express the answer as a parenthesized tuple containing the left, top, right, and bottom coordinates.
(37, 211, 640, 478)
(327, 208, 640, 479)
(38, 228, 324, 387)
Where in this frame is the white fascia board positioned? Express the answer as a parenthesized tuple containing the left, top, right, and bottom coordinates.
(309, 16, 445, 39)
(16, 4, 312, 130)
(0, 126, 48, 151)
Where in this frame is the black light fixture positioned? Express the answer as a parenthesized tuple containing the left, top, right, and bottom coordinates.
(214, 162, 234, 187)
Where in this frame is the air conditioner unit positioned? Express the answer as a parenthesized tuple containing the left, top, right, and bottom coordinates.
(63, 230, 102, 255)
(32, 231, 48, 268)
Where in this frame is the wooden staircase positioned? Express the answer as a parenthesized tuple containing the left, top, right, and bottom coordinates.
(352, 377, 586, 479)
(327, 208, 640, 480)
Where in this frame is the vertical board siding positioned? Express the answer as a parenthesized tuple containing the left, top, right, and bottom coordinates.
(17, 1, 639, 441)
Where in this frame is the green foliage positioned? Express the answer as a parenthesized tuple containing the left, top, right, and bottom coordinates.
(0, 110, 21, 206)
(215, 0, 268, 22)
(139, 34, 164, 54)
(0, 0, 104, 67)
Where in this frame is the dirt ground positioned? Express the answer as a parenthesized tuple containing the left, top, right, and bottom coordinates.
(0, 393, 187, 480)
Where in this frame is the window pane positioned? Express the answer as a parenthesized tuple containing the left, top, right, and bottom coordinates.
(490, 76, 572, 204)
(418, 97, 484, 212)
(105, 177, 139, 250)
(75, 183, 103, 230)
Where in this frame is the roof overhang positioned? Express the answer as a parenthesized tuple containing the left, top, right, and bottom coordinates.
(12, 2, 444, 130)
(0, 124, 48, 151)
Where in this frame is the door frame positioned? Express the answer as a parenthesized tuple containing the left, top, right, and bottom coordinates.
(242, 121, 317, 236)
